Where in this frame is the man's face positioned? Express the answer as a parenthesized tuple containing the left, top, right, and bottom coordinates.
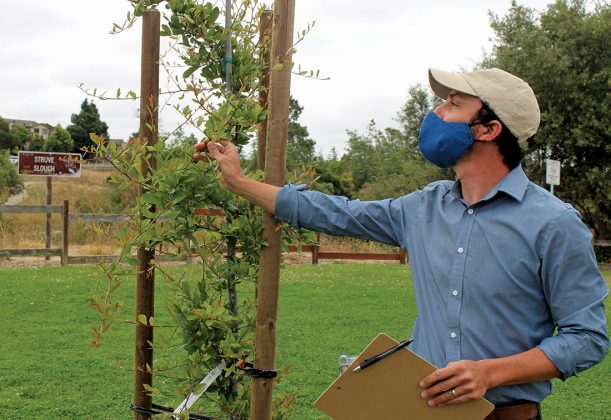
(434, 90, 483, 123)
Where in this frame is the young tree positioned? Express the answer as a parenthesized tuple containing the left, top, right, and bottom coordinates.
(485, 0, 611, 238)
(44, 125, 74, 152)
(66, 99, 109, 154)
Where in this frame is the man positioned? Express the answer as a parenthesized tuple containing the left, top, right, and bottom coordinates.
(194, 68, 609, 419)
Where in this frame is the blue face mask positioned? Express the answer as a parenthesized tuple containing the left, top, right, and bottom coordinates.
(418, 112, 478, 168)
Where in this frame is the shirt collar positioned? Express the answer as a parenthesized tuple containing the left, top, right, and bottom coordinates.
(446, 165, 529, 203)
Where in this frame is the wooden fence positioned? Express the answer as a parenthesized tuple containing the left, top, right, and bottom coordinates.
(0, 203, 408, 265)
(2, 202, 610, 267)
(0, 202, 69, 265)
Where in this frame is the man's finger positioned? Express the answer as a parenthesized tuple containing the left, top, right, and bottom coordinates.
(206, 141, 224, 159)
(193, 153, 212, 162)
(194, 140, 209, 152)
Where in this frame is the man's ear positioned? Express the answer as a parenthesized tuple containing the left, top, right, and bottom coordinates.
(476, 120, 503, 142)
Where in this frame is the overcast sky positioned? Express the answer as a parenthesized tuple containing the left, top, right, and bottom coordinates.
(0, 0, 555, 156)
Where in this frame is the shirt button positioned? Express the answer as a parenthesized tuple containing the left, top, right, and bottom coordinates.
(457, 247, 464, 254)
(452, 290, 459, 296)
(468, 209, 474, 215)
(450, 332, 457, 339)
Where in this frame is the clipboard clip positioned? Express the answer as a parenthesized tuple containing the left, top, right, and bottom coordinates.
(353, 339, 414, 372)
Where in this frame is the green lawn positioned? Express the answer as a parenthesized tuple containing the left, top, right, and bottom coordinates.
(0, 264, 609, 419)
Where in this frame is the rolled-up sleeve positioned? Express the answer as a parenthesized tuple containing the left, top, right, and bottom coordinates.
(537, 207, 610, 379)
(275, 183, 409, 248)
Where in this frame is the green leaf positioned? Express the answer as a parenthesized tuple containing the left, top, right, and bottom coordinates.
(183, 66, 199, 78)
(137, 314, 147, 325)
(209, 7, 220, 23)
(142, 191, 164, 205)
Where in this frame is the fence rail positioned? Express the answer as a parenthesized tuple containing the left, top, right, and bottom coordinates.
(1, 203, 609, 267)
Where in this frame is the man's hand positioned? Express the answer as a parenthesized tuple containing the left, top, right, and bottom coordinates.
(193, 138, 280, 214)
(419, 360, 490, 407)
(419, 348, 560, 407)
(193, 139, 245, 192)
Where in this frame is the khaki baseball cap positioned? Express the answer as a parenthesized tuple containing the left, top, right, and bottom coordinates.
(428, 67, 540, 150)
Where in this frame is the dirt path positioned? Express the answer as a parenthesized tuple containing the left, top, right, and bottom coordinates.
(4, 181, 43, 205)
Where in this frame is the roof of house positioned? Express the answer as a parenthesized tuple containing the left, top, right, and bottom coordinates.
(5, 118, 54, 129)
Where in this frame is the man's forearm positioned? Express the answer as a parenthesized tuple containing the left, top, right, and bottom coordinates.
(480, 347, 561, 388)
(226, 175, 280, 215)
(420, 347, 561, 406)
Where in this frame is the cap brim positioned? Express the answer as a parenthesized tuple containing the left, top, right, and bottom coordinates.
(428, 68, 478, 99)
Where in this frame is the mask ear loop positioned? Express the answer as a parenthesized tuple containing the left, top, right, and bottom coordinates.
(468, 120, 497, 144)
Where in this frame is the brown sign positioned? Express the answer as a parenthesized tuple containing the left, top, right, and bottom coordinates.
(18, 151, 82, 177)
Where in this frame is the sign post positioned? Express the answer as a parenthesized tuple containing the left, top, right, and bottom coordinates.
(18, 151, 82, 260)
(545, 159, 561, 195)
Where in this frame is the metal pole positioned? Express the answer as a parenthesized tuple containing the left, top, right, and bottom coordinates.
(251, 1, 295, 419)
(224, 4, 241, 418)
(134, 9, 160, 420)
(225, 0, 233, 92)
(257, 10, 272, 171)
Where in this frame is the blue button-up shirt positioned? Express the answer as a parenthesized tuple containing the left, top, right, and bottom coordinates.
(275, 165, 609, 404)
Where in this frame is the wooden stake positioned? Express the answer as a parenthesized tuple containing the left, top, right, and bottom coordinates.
(251, 2, 295, 419)
(134, 10, 160, 420)
(257, 10, 273, 171)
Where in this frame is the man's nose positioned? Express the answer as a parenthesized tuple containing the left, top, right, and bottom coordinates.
(433, 103, 446, 118)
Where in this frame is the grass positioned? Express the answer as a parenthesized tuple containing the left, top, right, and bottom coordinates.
(0, 264, 609, 419)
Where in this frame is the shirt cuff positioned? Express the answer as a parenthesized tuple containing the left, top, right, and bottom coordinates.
(537, 337, 577, 381)
(274, 183, 307, 227)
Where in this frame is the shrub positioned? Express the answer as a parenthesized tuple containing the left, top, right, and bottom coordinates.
(0, 150, 24, 202)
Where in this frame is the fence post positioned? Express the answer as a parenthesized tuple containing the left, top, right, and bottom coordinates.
(312, 232, 320, 264)
(61, 200, 69, 266)
(45, 176, 52, 261)
(399, 248, 408, 265)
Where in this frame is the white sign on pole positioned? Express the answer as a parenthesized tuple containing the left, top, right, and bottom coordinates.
(546, 159, 561, 186)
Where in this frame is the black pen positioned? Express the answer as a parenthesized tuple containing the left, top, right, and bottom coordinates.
(352, 339, 414, 372)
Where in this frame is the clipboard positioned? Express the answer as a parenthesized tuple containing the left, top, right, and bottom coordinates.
(314, 333, 494, 420)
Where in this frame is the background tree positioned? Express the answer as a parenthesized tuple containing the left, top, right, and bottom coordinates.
(44, 125, 74, 152)
(245, 96, 316, 173)
(66, 99, 109, 154)
(30, 135, 45, 151)
(286, 97, 316, 171)
(484, 0, 611, 238)
(9, 125, 32, 151)
(0, 116, 16, 151)
(339, 85, 449, 199)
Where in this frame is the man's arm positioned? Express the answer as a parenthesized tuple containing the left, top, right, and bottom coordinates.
(419, 348, 560, 406)
(193, 140, 279, 214)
